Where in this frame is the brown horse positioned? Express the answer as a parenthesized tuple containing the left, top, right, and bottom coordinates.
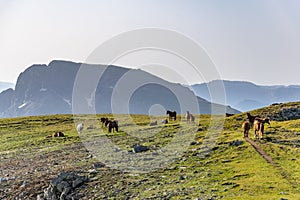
(246, 113, 261, 124)
(185, 111, 195, 123)
(242, 121, 251, 138)
(253, 118, 270, 140)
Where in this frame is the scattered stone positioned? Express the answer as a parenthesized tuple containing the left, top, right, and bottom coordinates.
(133, 144, 149, 153)
(0, 177, 15, 183)
(20, 180, 28, 188)
(113, 147, 121, 152)
(197, 128, 203, 131)
(190, 141, 197, 145)
(179, 175, 185, 180)
(93, 162, 105, 169)
(229, 140, 244, 147)
(40, 172, 87, 200)
(52, 161, 59, 166)
(87, 125, 94, 129)
(149, 121, 157, 126)
(280, 198, 288, 200)
(88, 169, 97, 174)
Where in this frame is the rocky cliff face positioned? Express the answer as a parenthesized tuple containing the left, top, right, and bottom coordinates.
(0, 60, 239, 118)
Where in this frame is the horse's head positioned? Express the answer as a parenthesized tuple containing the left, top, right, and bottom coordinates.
(264, 118, 271, 125)
(166, 110, 170, 114)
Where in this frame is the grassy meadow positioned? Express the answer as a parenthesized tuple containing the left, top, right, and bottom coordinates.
(1, 103, 300, 199)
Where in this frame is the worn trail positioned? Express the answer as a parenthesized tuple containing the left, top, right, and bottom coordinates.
(244, 137, 275, 165)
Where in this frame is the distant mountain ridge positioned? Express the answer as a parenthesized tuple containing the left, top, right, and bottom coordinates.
(0, 61, 239, 118)
(0, 81, 14, 93)
(192, 80, 300, 111)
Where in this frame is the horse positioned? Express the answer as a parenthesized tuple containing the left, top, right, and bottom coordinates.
(100, 118, 119, 133)
(246, 113, 261, 124)
(166, 110, 176, 121)
(107, 120, 118, 133)
(253, 118, 270, 140)
(185, 111, 195, 123)
(100, 117, 109, 127)
(226, 113, 235, 117)
(242, 121, 250, 138)
(77, 123, 84, 134)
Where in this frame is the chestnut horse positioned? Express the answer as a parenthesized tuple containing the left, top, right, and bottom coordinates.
(253, 118, 270, 140)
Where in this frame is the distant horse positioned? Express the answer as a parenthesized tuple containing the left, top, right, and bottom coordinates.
(185, 111, 195, 123)
(166, 110, 176, 121)
(100, 118, 119, 133)
(77, 123, 84, 134)
(226, 113, 235, 117)
(100, 117, 108, 127)
(253, 118, 270, 140)
(246, 113, 261, 124)
(242, 121, 250, 138)
(107, 120, 118, 133)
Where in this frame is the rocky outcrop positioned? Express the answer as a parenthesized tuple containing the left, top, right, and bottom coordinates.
(37, 172, 87, 200)
(268, 106, 300, 121)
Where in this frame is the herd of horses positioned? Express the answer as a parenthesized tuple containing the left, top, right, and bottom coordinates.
(77, 111, 269, 140)
(77, 110, 195, 134)
(242, 113, 270, 140)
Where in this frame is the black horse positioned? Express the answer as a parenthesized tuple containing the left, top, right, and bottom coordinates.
(166, 110, 177, 121)
(107, 120, 118, 133)
(100, 117, 108, 127)
(100, 117, 118, 133)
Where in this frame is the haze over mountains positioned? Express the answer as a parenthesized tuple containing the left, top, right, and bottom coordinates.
(0, 60, 238, 118)
(192, 80, 300, 111)
(0, 81, 14, 93)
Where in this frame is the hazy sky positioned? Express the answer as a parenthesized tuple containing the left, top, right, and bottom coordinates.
(1, 0, 300, 85)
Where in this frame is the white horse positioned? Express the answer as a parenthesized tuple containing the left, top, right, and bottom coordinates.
(77, 123, 84, 134)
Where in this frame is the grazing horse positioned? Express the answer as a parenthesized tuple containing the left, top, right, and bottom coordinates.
(100, 118, 119, 133)
(226, 113, 235, 117)
(107, 120, 118, 133)
(185, 111, 195, 123)
(242, 121, 251, 138)
(77, 123, 84, 134)
(253, 118, 270, 140)
(246, 113, 261, 124)
(166, 110, 177, 121)
(100, 117, 109, 127)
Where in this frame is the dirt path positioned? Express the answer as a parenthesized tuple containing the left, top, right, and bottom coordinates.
(244, 137, 275, 165)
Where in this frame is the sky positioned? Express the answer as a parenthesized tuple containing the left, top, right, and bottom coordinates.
(1, 0, 300, 86)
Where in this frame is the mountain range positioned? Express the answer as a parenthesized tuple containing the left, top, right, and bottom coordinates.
(192, 80, 300, 111)
(0, 60, 239, 118)
(0, 81, 14, 93)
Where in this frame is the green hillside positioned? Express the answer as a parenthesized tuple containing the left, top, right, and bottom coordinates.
(1, 103, 300, 199)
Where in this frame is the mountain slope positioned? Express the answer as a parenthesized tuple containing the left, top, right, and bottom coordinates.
(1, 103, 300, 199)
(0, 61, 239, 118)
(192, 80, 300, 111)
